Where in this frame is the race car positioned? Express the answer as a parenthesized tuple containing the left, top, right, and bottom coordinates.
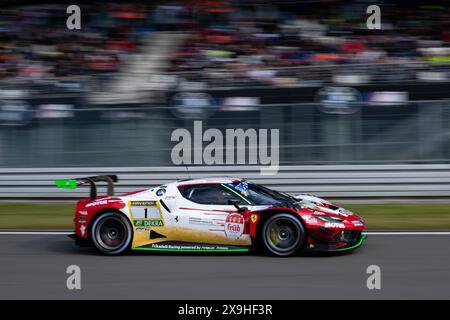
(55, 175, 367, 256)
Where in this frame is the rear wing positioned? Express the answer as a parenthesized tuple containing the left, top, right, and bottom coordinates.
(55, 175, 118, 200)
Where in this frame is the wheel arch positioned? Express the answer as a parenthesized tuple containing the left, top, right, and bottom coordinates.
(253, 208, 307, 243)
(88, 208, 132, 241)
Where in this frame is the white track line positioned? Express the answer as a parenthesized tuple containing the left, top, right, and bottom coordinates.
(0, 231, 450, 235)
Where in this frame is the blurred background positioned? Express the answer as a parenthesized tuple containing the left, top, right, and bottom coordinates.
(1, 0, 450, 167)
(2, 2, 450, 301)
(1, 0, 450, 229)
(2, 3, 450, 305)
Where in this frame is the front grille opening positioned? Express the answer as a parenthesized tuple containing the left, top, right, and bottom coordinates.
(335, 230, 361, 243)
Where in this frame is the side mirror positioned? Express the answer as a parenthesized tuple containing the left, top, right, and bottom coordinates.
(228, 200, 247, 213)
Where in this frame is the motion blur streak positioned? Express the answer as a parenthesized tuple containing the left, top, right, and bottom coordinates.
(2, 231, 450, 235)
(0, 234, 449, 299)
(0, 2, 450, 168)
(1, 0, 450, 300)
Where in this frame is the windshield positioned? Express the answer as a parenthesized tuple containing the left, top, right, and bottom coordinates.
(223, 181, 296, 205)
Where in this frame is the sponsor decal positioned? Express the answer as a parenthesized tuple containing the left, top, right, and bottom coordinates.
(79, 225, 86, 236)
(136, 243, 248, 252)
(154, 243, 215, 250)
(302, 215, 318, 224)
(189, 217, 213, 226)
(133, 219, 164, 227)
(86, 200, 108, 207)
(130, 200, 164, 227)
(250, 214, 258, 223)
(135, 227, 151, 232)
(224, 213, 244, 239)
(156, 188, 166, 196)
(78, 216, 86, 223)
(188, 217, 223, 226)
(352, 220, 364, 227)
(324, 222, 346, 229)
(130, 200, 157, 207)
(313, 210, 326, 216)
(336, 208, 353, 217)
(78, 210, 88, 216)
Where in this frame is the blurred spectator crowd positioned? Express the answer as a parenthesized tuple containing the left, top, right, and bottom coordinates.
(169, 0, 450, 86)
(0, 3, 151, 81)
(1, 1, 450, 87)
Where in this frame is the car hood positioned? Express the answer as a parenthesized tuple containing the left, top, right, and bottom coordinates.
(293, 193, 365, 226)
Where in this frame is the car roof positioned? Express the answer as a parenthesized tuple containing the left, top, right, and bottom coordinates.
(172, 176, 244, 187)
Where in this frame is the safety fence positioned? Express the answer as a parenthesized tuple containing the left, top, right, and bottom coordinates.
(0, 164, 449, 199)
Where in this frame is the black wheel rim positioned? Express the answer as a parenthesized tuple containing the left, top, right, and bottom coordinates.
(265, 217, 300, 253)
(96, 217, 127, 250)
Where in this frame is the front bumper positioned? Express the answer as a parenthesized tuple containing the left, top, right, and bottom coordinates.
(305, 232, 367, 252)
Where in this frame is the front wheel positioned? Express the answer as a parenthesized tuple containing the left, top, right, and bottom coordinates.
(261, 213, 306, 257)
(91, 211, 133, 255)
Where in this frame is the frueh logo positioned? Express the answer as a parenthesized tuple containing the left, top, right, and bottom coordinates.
(224, 214, 244, 239)
(171, 121, 279, 174)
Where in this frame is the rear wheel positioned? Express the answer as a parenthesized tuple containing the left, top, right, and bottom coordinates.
(261, 213, 305, 257)
(91, 212, 132, 255)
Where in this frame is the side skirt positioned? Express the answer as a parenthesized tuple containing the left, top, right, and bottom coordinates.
(132, 241, 253, 253)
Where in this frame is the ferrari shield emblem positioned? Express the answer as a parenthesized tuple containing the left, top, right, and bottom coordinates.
(250, 214, 258, 223)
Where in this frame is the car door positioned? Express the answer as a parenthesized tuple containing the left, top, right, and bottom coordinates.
(170, 183, 252, 245)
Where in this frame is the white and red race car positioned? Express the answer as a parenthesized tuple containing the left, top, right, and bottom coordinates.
(56, 175, 367, 256)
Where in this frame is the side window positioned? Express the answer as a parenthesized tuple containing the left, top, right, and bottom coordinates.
(178, 184, 241, 205)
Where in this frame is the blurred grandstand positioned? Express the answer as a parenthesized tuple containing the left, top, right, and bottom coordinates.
(0, 1, 450, 167)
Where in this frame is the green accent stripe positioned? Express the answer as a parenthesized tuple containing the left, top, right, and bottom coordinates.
(132, 247, 249, 253)
(337, 234, 367, 251)
(221, 184, 252, 205)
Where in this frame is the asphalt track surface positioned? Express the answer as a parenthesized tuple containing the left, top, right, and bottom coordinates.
(0, 232, 449, 299)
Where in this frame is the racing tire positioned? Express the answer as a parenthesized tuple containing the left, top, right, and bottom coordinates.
(261, 213, 306, 257)
(91, 211, 133, 255)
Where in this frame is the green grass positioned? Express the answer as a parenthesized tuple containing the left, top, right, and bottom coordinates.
(0, 203, 450, 230)
(344, 204, 450, 230)
(0, 203, 74, 229)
